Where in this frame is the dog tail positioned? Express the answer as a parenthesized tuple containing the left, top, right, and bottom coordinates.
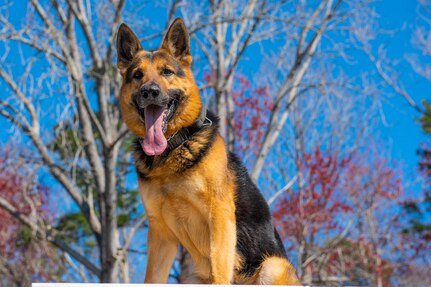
(257, 256, 301, 285)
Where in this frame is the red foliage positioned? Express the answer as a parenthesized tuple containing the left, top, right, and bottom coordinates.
(202, 71, 272, 162)
(273, 146, 402, 286)
(203, 71, 215, 84)
(342, 153, 402, 201)
(273, 147, 353, 247)
(0, 157, 44, 252)
(231, 74, 273, 159)
(326, 238, 393, 287)
(0, 148, 60, 283)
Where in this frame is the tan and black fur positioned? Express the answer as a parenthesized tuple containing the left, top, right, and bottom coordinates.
(116, 18, 301, 285)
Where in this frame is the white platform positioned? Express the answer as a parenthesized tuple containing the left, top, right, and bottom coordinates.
(32, 284, 305, 287)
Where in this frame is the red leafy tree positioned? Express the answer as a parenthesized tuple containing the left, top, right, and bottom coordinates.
(203, 71, 273, 167)
(232, 74, 273, 160)
(273, 146, 403, 286)
(0, 148, 62, 286)
(338, 152, 402, 287)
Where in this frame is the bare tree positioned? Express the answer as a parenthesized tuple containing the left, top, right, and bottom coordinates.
(408, 0, 431, 83)
(271, 63, 390, 284)
(0, 0, 174, 282)
(179, 0, 381, 182)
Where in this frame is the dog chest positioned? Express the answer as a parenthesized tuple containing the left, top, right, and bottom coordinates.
(139, 175, 212, 255)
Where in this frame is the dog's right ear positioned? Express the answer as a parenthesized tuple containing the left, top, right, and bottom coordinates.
(117, 23, 142, 75)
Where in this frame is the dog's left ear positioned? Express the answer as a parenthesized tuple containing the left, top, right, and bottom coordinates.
(161, 18, 192, 65)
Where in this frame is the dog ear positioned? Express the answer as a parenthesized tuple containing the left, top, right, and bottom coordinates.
(161, 18, 192, 65)
(117, 23, 142, 75)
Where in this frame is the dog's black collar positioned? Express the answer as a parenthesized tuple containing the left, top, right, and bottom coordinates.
(165, 108, 212, 152)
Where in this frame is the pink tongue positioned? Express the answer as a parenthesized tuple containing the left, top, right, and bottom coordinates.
(141, 105, 167, 156)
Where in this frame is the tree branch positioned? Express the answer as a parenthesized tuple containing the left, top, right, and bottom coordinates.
(267, 174, 298, 206)
(0, 196, 102, 278)
(251, 0, 342, 182)
(66, 0, 102, 66)
(0, 67, 102, 236)
(106, 0, 126, 61)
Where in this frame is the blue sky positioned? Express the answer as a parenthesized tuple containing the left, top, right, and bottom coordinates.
(372, 0, 428, 184)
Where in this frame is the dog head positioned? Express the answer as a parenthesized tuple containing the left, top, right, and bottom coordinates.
(117, 18, 202, 156)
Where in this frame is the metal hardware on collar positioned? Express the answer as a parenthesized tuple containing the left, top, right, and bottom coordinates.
(203, 116, 212, 127)
(196, 108, 212, 128)
(194, 107, 208, 128)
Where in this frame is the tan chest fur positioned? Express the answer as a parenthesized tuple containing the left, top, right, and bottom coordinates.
(139, 173, 212, 257)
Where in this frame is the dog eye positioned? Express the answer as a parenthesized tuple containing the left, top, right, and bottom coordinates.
(162, 68, 174, 77)
(133, 71, 143, 80)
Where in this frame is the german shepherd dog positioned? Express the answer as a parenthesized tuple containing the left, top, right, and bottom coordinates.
(116, 18, 300, 285)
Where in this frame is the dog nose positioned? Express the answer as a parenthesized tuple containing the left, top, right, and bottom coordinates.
(141, 84, 160, 98)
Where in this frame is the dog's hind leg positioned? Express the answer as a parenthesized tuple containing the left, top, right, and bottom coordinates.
(257, 256, 301, 285)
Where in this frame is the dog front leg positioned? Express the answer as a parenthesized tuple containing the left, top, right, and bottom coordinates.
(209, 200, 236, 284)
(145, 225, 178, 283)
